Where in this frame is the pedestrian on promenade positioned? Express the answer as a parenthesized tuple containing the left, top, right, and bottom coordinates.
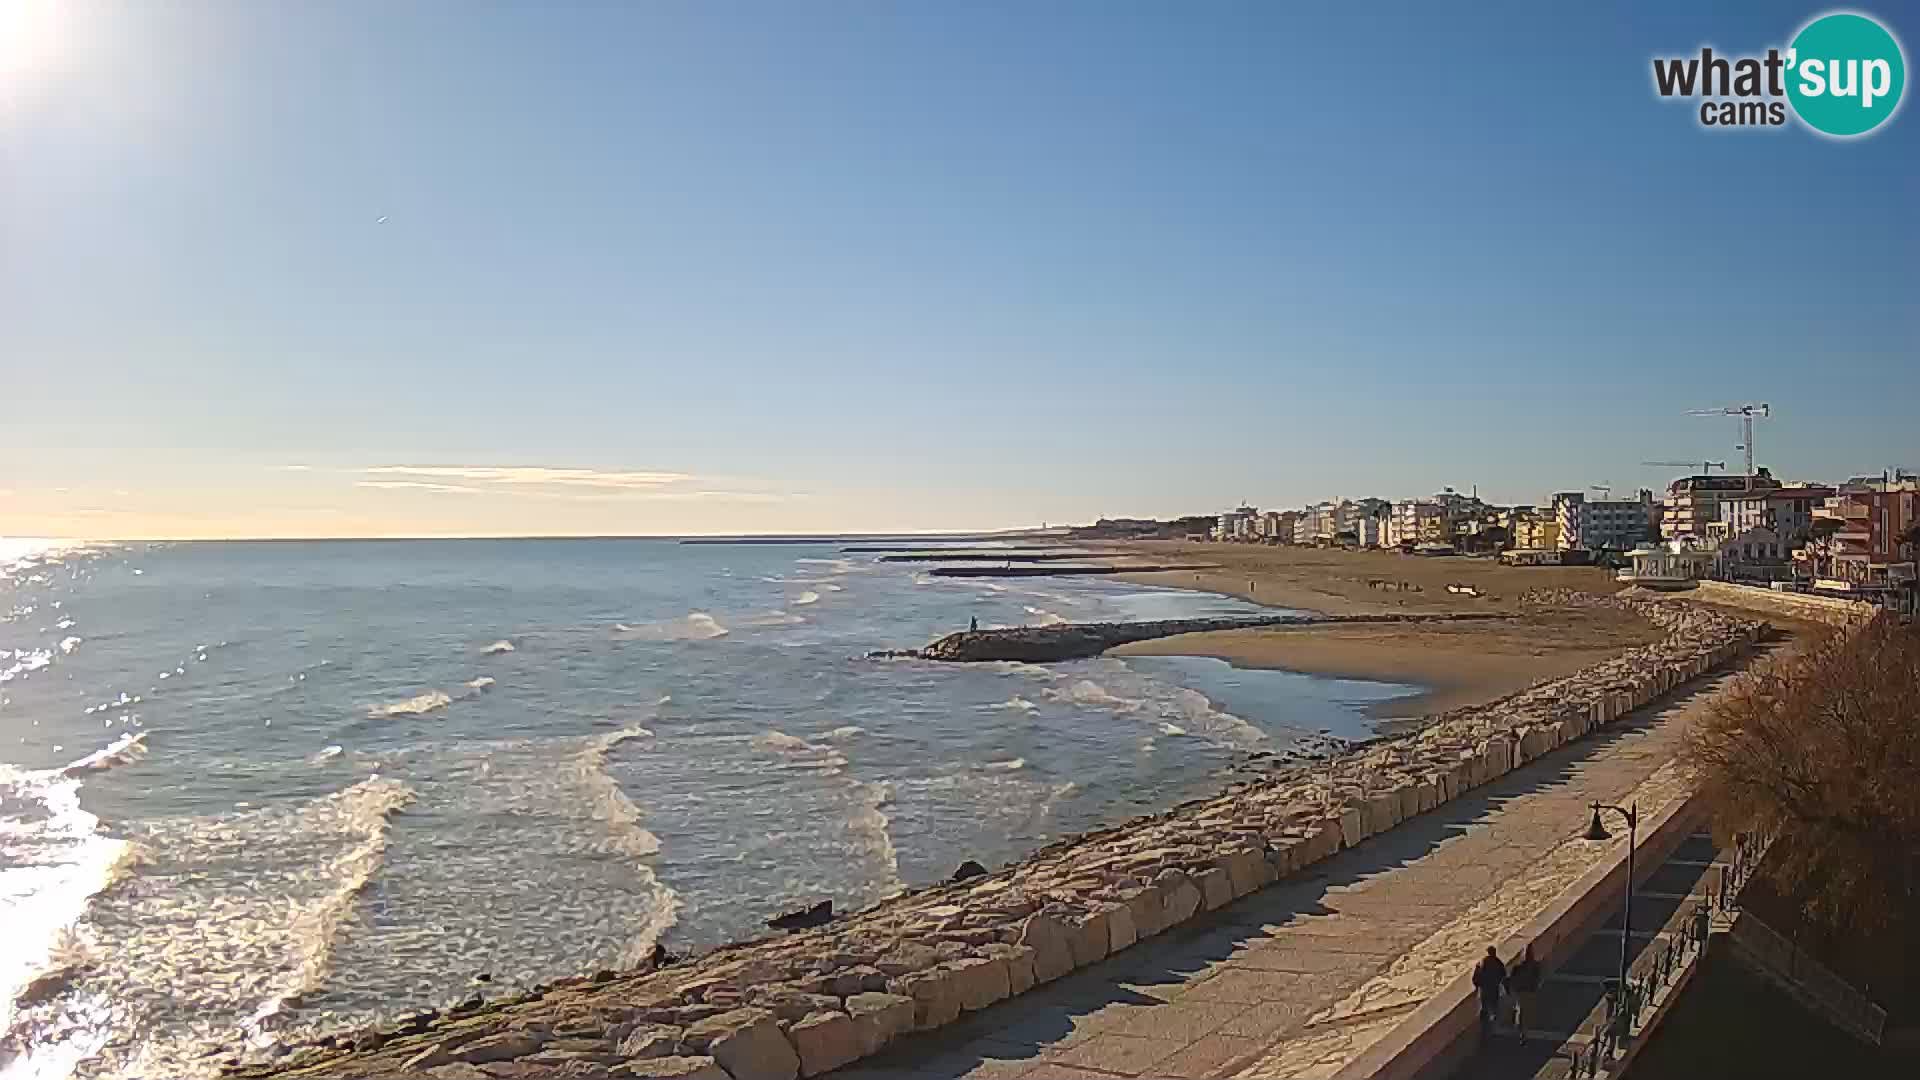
(1473, 946, 1507, 1037)
(969, 616, 978, 632)
(1507, 944, 1542, 1041)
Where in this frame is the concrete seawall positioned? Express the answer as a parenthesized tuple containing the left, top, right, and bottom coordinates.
(1692, 580, 1878, 627)
(234, 595, 1766, 1080)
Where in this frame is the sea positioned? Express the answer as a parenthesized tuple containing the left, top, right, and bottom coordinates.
(0, 538, 1414, 1079)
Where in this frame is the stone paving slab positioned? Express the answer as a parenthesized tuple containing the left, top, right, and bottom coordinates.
(825, 664, 1753, 1080)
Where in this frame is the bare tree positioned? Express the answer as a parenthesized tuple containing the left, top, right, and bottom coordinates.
(1683, 616, 1920, 930)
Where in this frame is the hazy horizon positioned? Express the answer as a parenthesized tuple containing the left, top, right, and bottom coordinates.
(5, 2, 1914, 540)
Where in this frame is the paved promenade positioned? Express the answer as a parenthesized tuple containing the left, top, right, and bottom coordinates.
(826, 658, 1762, 1080)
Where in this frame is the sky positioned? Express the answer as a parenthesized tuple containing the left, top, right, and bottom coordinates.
(2, 1, 1915, 539)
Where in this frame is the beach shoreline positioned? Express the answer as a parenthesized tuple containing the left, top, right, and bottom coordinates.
(1097, 542, 1659, 719)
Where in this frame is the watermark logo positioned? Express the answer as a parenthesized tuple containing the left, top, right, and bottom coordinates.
(1652, 10, 1906, 137)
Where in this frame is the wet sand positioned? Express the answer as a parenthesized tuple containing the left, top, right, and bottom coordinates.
(1103, 542, 1660, 718)
(1112, 608, 1663, 718)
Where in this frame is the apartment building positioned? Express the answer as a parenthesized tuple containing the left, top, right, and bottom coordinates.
(1552, 490, 1656, 552)
(1661, 470, 1781, 540)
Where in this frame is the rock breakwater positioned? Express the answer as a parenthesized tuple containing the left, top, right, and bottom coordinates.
(909, 611, 1509, 663)
(233, 595, 1764, 1080)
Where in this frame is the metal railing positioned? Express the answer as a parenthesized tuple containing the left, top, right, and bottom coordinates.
(1566, 834, 1767, 1079)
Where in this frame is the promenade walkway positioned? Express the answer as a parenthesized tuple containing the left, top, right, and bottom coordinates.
(826, 655, 1767, 1080)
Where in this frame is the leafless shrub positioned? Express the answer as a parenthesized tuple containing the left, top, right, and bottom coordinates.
(1683, 615, 1920, 930)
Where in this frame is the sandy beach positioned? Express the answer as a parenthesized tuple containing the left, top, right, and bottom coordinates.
(1102, 541, 1662, 718)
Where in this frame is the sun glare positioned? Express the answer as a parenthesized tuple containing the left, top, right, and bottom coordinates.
(0, 0, 68, 89)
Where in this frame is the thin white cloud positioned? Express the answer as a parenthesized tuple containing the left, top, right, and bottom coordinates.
(281, 465, 313, 472)
(355, 480, 486, 495)
(355, 465, 786, 503)
(362, 465, 691, 490)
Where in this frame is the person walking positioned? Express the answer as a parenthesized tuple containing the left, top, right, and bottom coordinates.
(1507, 944, 1542, 1042)
(1472, 946, 1508, 1038)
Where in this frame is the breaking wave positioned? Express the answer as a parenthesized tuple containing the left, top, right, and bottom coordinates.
(981, 696, 1039, 713)
(480, 639, 515, 655)
(612, 612, 730, 641)
(984, 757, 1026, 771)
(794, 591, 822, 606)
(60, 732, 148, 776)
(366, 690, 453, 719)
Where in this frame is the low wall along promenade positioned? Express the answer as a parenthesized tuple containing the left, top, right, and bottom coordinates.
(237, 595, 1767, 1080)
(1691, 580, 1877, 627)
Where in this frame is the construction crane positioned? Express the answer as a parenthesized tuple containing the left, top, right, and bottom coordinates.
(1685, 403, 1770, 480)
(1642, 460, 1727, 474)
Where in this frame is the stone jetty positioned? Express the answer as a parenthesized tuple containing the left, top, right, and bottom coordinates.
(232, 593, 1765, 1080)
(911, 611, 1507, 663)
(926, 563, 1217, 578)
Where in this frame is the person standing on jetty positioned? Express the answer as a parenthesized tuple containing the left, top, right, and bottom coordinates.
(969, 616, 978, 632)
(1507, 944, 1541, 1040)
(1473, 946, 1508, 1037)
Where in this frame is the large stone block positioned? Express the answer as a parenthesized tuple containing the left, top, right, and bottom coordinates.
(946, 955, 1011, 1012)
(1396, 782, 1421, 822)
(787, 1012, 861, 1078)
(682, 1008, 799, 1080)
(1155, 869, 1203, 925)
(1122, 884, 1168, 939)
(986, 942, 1037, 995)
(1068, 910, 1111, 967)
(1302, 819, 1341, 865)
(1016, 913, 1075, 984)
(1107, 903, 1138, 952)
(1338, 807, 1366, 848)
(842, 993, 915, 1057)
(1367, 791, 1401, 834)
(616, 1057, 731, 1080)
(1223, 848, 1272, 897)
(886, 969, 961, 1030)
(1195, 867, 1234, 911)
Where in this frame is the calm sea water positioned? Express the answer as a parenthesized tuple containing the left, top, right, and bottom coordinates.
(0, 539, 1410, 1078)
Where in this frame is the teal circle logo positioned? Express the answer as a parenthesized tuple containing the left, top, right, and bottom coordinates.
(1786, 12, 1906, 136)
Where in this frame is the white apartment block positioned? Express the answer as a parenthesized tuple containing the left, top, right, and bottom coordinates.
(1552, 491, 1656, 552)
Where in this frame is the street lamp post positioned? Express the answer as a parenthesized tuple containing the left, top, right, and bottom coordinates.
(1584, 802, 1640, 1030)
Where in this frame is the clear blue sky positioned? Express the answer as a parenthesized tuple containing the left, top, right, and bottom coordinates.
(2, 1, 1914, 537)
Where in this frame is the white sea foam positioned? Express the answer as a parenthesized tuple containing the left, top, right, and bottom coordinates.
(568, 726, 679, 965)
(310, 745, 345, 764)
(463, 676, 496, 693)
(244, 776, 417, 1035)
(480, 639, 515, 655)
(56, 636, 83, 656)
(0, 647, 52, 684)
(1023, 606, 1069, 626)
(794, 590, 822, 606)
(981, 696, 1039, 713)
(60, 732, 147, 776)
(0, 740, 142, 1048)
(823, 725, 865, 741)
(366, 690, 453, 719)
(847, 781, 901, 893)
(984, 757, 1026, 771)
(816, 583, 844, 592)
(739, 610, 806, 627)
(1158, 723, 1190, 737)
(1051, 679, 1144, 713)
(612, 612, 730, 641)
(793, 558, 857, 573)
(753, 730, 816, 753)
